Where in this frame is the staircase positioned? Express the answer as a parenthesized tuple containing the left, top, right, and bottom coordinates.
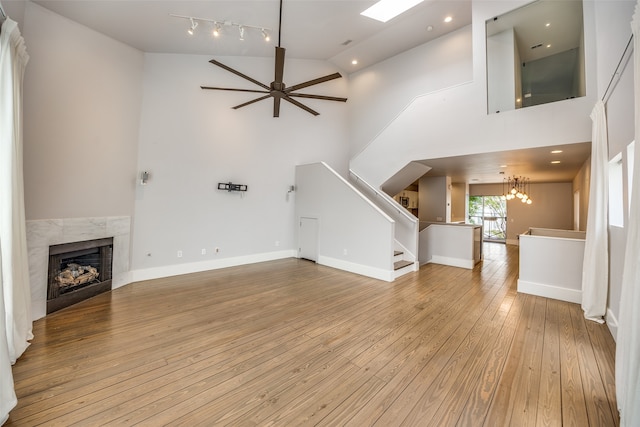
(394, 248, 417, 279)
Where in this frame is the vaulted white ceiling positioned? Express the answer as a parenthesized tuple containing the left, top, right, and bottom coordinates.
(23, 0, 472, 72)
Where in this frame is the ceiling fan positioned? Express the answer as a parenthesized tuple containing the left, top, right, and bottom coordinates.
(200, 0, 347, 117)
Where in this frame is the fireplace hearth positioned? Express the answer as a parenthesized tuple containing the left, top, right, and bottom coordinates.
(47, 237, 113, 314)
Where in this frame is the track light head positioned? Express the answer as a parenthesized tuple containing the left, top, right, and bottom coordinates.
(239, 26, 245, 40)
(213, 23, 221, 37)
(262, 28, 270, 42)
(187, 18, 198, 35)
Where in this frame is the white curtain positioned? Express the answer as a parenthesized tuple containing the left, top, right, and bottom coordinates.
(581, 100, 609, 323)
(0, 17, 32, 423)
(616, 3, 640, 424)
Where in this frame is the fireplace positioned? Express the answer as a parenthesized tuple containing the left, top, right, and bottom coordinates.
(47, 237, 114, 314)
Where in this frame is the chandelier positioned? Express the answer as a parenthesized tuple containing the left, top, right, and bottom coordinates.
(502, 176, 533, 205)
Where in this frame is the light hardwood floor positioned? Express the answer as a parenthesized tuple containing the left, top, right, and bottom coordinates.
(7, 243, 618, 426)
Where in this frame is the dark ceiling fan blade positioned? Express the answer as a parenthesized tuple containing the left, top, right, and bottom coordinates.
(274, 97, 281, 118)
(232, 94, 272, 110)
(288, 93, 348, 102)
(209, 59, 270, 90)
(285, 72, 342, 93)
(282, 95, 319, 116)
(274, 47, 286, 85)
(200, 86, 270, 95)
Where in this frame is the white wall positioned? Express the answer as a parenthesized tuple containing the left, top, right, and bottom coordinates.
(419, 176, 447, 222)
(451, 182, 466, 222)
(348, 25, 474, 158)
(487, 28, 516, 114)
(572, 157, 591, 232)
(349, 0, 598, 190)
(131, 53, 349, 275)
(296, 163, 395, 281)
(19, 2, 144, 220)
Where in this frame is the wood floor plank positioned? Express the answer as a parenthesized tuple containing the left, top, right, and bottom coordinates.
(6, 245, 619, 426)
(536, 298, 562, 427)
(569, 303, 618, 426)
(557, 300, 590, 427)
(584, 317, 619, 425)
(483, 293, 536, 426)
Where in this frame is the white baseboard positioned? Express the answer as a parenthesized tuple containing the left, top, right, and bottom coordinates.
(129, 250, 297, 284)
(318, 256, 394, 282)
(429, 255, 475, 270)
(517, 279, 582, 304)
(606, 308, 619, 342)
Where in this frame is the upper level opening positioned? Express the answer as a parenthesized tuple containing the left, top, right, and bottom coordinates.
(486, 0, 585, 114)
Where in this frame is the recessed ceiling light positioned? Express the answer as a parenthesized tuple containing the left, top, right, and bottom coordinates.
(551, 150, 563, 154)
(361, 0, 424, 23)
(546, 22, 551, 27)
(426, 25, 433, 32)
(444, 16, 453, 23)
(351, 59, 358, 65)
(546, 44, 551, 48)
(551, 160, 561, 164)
(500, 165, 508, 168)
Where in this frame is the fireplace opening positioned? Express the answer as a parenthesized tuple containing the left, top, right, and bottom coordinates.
(47, 237, 113, 314)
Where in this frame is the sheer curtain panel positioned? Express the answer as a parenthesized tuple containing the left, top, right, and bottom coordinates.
(616, 3, 640, 425)
(581, 100, 609, 323)
(0, 16, 32, 423)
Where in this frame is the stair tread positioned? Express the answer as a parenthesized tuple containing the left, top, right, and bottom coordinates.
(394, 260, 413, 270)
(394, 250, 403, 256)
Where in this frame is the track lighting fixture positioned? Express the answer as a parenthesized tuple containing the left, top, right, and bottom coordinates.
(170, 14, 271, 43)
(187, 18, 198, 35)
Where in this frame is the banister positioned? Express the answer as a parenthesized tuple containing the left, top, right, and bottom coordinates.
(349, 169, 418, 224)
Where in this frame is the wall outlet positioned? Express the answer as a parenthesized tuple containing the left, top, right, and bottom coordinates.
(343, 248, 348, 255)
(201, 248, 206, 255)
(275, 240, 280, 247)
(177, 250, 183, 258)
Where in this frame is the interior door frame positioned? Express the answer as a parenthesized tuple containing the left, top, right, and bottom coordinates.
(298, 215, 319, 262)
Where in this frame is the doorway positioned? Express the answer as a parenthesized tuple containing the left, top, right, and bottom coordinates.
(468, 195, 507, 242)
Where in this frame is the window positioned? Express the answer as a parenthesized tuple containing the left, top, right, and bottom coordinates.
(468, 195, 507, 242)
(628, 141, 635, 215)
(609, 152, 623, 227)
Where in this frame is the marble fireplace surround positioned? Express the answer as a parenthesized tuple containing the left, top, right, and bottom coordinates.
(26, 216, 131, 321)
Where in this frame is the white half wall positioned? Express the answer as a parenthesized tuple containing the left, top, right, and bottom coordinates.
(518, 232, 585, 304)
(419, 223, 480, 269)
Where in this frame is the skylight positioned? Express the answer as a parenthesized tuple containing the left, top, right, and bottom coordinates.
(360, 0, 424, 23)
